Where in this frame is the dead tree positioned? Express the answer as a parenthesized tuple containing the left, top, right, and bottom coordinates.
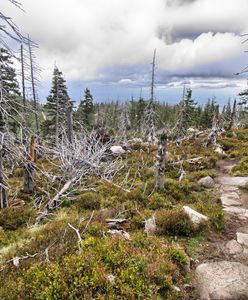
(205, 105, 223, 147)
(0, 145, 8, 208)
(66, 101, 73, 144)
(143, 49, 157, 144)
(118, 103, 130, 145)
(155, 132, 167, 190)
(28, 37, 40, 137)
(23, 136, 36, 194)
(227, 99, 237, 131)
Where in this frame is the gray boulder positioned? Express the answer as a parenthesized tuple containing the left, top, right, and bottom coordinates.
(196, 261, 248, 299)
(198, 176, 215, 188)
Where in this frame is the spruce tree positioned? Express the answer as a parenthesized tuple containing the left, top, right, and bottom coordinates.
(43, 66, 72, 144)
(77, 88, 94, 129)
(0, 48, 21, 133)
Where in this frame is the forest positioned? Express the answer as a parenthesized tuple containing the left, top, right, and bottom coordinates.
(1, 1, 248, 299)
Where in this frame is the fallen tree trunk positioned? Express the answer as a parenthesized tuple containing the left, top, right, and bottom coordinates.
(35, 176, 78, 226)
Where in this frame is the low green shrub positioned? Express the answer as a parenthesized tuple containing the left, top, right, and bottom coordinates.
(0, 206, 36, 231)
(156, 209, 195, 237)
(75, 192, 102, 210)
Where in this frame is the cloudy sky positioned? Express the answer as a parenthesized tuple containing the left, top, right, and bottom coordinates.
(2, 0, 248, 105)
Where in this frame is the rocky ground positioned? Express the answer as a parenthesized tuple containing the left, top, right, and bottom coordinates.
(195, 159, 248, 300)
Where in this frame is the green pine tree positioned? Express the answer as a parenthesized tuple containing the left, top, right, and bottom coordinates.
(0, 48, 21, 133)
(77, 88, 94, 129)
(42, 66, 72, 140)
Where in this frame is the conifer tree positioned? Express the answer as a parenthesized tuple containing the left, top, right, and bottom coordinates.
(43, 66, 72, 145)
(0, 47, 21, 134)
(77, 88, 94, 129)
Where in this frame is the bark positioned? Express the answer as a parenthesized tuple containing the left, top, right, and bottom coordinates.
(228, 99, 237, 131)
(0, 148, 8, 208)
(66, 102, 73, 144)
(155, 132, 167, 190)
(23, 136, 36, 194)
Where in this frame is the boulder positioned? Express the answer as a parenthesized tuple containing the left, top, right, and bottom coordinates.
(183, 206, 208, 225)
(144, 216, 156, 235)
(237, 232, 248, 247)
(225, 239, 243, 255)
(110, 146, 126, 155)
(198, 176, 215, 188)
(196, 261, 248, 300)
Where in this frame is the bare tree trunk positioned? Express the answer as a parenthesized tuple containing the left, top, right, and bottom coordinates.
(28, 37, 40, 137)
(55, 80, 59, 148)
(151, 49, 156, 102)
(66, 102, 73, 144)
(21, 44, 26, 110)
(228, 99, 237, 131)
(0, 148, 8, 208)
(23, 136, 36, 194)
(155, 132, 167, 190)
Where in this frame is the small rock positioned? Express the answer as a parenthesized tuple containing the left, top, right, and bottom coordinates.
(183, 284, 192, 291)
(107, 274, 116, 283)
(110, 146, 126, 155)
(198, 176, 215, 188)
(225, 239, 243, 255)
(196, 261, 248, 300)
(108, 229, 131, 240)
(144, 216, 156, 235)
(236, 232, 248, 248)
(215, 146, 226, 155)
(183, 206, 208, 225)
(173, 285, 181, 292)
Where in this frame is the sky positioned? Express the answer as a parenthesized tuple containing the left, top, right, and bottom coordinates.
(2, 0, 248, 106)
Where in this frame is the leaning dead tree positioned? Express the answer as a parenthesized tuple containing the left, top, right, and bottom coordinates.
(155, 132, 167, 190)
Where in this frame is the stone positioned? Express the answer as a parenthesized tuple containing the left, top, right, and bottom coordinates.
(198, 176, 215, 188)
(215, 146, 226, 155)
(219, 176, 248, 187)
(183, 206, 208, 225)
(144, 216, 156, 235)
(220, 192, 241, 207)
(221, 185, 239, 193)
(196, 261, 248, 300)
(223, 207, 247, 215)
(225, 239, 243, 255)
(108, 229, 131, 240)
(110, 146, 126, 155)
(236, 231, 248, 248)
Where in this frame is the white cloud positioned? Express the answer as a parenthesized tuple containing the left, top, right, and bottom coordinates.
(2, 0, 248, 82)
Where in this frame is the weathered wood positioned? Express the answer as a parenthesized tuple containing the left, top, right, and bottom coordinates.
(0, 147, 8, 208)
(23, 136, 36, 194)
(155, 132, 167, 190)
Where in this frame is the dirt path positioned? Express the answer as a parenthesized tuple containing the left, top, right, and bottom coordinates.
(194, 158, 248, 299)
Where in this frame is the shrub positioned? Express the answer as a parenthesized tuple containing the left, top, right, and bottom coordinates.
(148, 193, 172, 210)
(75, 192, 102, 210)
(156, 209, 195, 237)
(0, 206, 36, 231)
